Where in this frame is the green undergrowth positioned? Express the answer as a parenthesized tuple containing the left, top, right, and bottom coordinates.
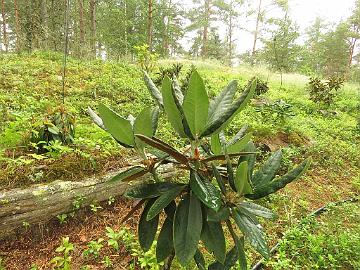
(0, 53, 359, 268)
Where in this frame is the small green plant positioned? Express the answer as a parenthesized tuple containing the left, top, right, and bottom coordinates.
(31, 106, 75, 153)
(252, 78, 269, 96)
(90, 203, 102, 212)
(153, 63, 183, 86)
(91, 71, 310, 268)
(57, 213, 68, 224)
(83, 238, 104, 259)
(308, 76, 344, 107)
(105, 226, 121, 251)
(107, 196, 115, 205)
(0, 257, 6, 270)
(28, 170, 44, 182)
(102, 256, 113, 268)
(22, 221, 30, 230)
(256, 99, 294, 125)
(50, 237, 74, 270)
(30, 264, 39, 270)
(134, 44, 158, 72)
(72, 195, 86, 210)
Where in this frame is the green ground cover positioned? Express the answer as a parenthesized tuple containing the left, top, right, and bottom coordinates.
(0, 52, 359, 269)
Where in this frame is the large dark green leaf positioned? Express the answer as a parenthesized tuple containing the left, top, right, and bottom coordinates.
(174, 193, 203, 266)
(247, 158, 311, 199)
(201, 221, 226, 263)
(208, 80, 238, 124)
(227, 124, 249, 146)
(211, 163, 226, 194)
(172, 77, 184, 104)
(194, 249, 206, 270)
(233, 209, 270, 258)
(252, 150, 282, 187)
(135, 134, 188, 164)
(98, 103, 134, 147)
(238, 141, 257, 181)
(146, 185, 185, 221)
(238, 201, 276, 220)
(124, 182, 181, 199)
(208, 245, 239, 270)
(207, 207, 230, 222)
(162, 76, 187, 137)
(134, 107, 159, 149)
(182, 70, 209, 137)
(190, 171, 221, 211)
(143, 71, 163, 108)
(227, 133, 252, 154)
(203, 152, 256, 162)
(156, 217, 174, 262)
(200, 79, 256, 137)
(211, 134, 222, 155)
(235, 161, 253, 195)
(109, 166, 147, 183)
(138, 199, 159, 251)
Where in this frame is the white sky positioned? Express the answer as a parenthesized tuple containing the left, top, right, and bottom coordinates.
(181, 0, 356, 54)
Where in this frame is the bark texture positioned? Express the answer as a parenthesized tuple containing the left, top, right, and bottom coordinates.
(0, 163, 175, 238)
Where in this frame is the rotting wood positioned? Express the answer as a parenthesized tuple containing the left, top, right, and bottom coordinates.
(0, 162, 176, 238)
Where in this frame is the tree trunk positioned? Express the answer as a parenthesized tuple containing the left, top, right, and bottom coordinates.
(251, 0, 262, 59)
(228, 4, 233, 65)
(78, 0, 85, 56)
(0, 162, 176, 238)
(1, 0, 8, 52)
(40, 0, 49, 50)
(13, 0, 21, 52)
(202, 0, 210, 58)
(89, 0, 96, 57)
(147, 0, 153, 51)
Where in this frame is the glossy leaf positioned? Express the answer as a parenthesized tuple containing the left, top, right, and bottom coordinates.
(211, 134, 222, 155)
(200, 79, 256, 137)
(190, 171, 221, 211)
(183, 70, 209, 137)
(211, 163, 226, 194)
(194, 249, 206, 270)
(207, 207, 230, 222)
(248, 158, 311, 199)
(227, 133, 252, 154)
(238, 141, 257, 180)
(147, 185, 185, 221)
(174, 193, 203, 266)
(98, 103, 134, 147)
(235, 161, 252, 195)
(134, 107, 159, 149)
(252, 150, 282, 187)
(138, 199, 159, 251)
(201, 221, 226, 263)
(172, 77, 184, 104)
(162, 76, 187, 137)
(208, 80, 238, 123)
(208, 245, 239, 270)
(156, 217, 174, 262)
(238, 201, 276, 220)
(233, 209, 270, 258)
(227, 124, 249, 146)
(143, 71, 163, 108)
(164, 200, 177, 220)
(124, 182, 181, 199)
(109, 166, 147, 183)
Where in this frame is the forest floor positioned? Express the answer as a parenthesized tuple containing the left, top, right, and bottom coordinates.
(0, 52, 359, 269)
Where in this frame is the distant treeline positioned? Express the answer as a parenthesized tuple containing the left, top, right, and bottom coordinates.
(0, 0, 359, 79)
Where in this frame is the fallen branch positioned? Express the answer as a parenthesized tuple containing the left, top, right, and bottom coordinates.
(0, 162, 176, 238)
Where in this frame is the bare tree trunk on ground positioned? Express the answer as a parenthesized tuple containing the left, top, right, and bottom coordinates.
(0, 161, 176, 238)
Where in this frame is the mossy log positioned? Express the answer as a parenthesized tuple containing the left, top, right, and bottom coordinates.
(0, 162, 175, 238)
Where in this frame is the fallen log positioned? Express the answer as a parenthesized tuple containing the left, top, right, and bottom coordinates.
(0, 162, 176, 238)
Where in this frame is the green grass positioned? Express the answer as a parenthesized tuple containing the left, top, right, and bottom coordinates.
(1, 53, 359, 268)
